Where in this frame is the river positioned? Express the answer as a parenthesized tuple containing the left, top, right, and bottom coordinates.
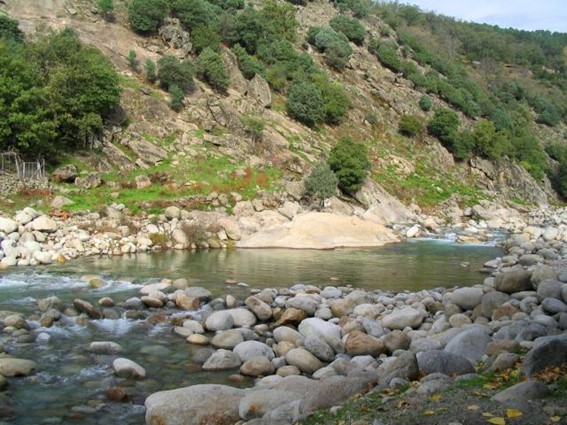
(0, 239, 502, 424)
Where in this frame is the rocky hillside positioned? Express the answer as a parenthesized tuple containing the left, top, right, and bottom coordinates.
(1, 0, 565, 217)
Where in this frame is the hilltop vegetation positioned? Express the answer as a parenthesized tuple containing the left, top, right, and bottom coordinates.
(0, 0, 566, 209)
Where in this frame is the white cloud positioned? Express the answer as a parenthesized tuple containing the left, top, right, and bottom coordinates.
(396, 0, 566, 32)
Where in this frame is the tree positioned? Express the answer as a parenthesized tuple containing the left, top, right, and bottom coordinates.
(97, 0, 115, 20)
(194, 47, 230, 93)
(304, 161, 338, 205)
(427, 108, 459, 144)
(419, 95, 432, 111)
(232, 44, 265, 79)
(171, 0, 219, 31)
(328, 137, 370, 194)
(0, 15, 24, 43)
(128, 0, 169, 34)
(286, 81, 325, 126)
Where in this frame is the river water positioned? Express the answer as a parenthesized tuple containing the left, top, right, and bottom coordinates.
(0, 239, 502, 424)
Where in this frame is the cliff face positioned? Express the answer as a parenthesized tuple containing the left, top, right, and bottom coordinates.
(1, 0, 563, 211)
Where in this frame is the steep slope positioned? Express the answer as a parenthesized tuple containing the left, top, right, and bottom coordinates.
(1, 0, 564, 216)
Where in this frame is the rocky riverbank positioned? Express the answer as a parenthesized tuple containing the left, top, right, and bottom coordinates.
(0, 204, 566, 424)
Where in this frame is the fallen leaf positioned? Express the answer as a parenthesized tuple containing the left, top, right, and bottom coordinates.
(423, 410, 435, 416)
(483, 383, 499, 390)
(506, 409, 523, 419)
(483, 412, 494, 417)
(550, 416, 562, 423)
(487, 417, 506, 425)
(429, 393, 442, 401)
(468, 405, 480, 411)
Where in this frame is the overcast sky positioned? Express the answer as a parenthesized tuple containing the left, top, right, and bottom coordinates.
(396, 0, 566, 32)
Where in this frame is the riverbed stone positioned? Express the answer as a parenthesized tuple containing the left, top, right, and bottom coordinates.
(480, 291, 511, 318)
(239, 356, 275, 377)
(228, 308, 257, 328)
(494, 270, 533, 294)
(273, 327, 304, 346)
(383, 330, 411, 353)
(444, 326, 490, 364)
(0, 218, 18, 234)
(537, 279, 564, 299)
(233, 341, 274, 363)
(542, 298, 567, 314)
(239, 389, 301, 421)
(245, 296, 272, 321)
(285, 348, 324, 374)
(30, 215, 58, 233)
(275, 308, 307, 326)
(417, 350, 475, 376)
(345, 330, 386, 357)
(0, 358, 37, 377)
(492, 380, 549, 403)
(304, 336, 335, 362)
(187, 334, 209, 345)
(450, 287, 483, 310)
(145, 384, 245, 425)
(141, 295, 164, 308)
(73, 299, 102, 319)
(184, 287, 212, 301)
(377, 352, 419, 385)
(87, 341, 123, 354)
(202, 349, 242, 371)
(205, 311, 234, 331)
(382, 307, 424, 329)
(519, 338, 567, 378)
(212, 329, 245, 349)
(174, 292, 200, 311)
(286, 297, 319, 316)
(113, 358, 146, 380)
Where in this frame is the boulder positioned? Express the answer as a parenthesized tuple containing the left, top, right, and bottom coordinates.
(480, 291, 511, 318)
(450, 287, 483, 310)
(212, 329, 245, 349)
(377, 352, 419, 385)
(304, 336, 335, 362)
(50, 164, 78, 183)
(30, 215, 58, 233)
(492, 380, 549, 403)
(73, 299, 102, 319)
(75, 173, 102, 189)
(205, 311, 234, 331)
(247, 74, 272, 108)
(228, 308, 257, 328)
(274, 308, 306, 326)
(174, 292, 201, 311)
(145, 384, 245, 425)
(87, 341, 123, 354)
(382, 330, 411, 353)
(273, 327, 304, 346)
(345, 331, 386, 357)
(239, 356, 275, 377)
(245, 296, 272, 321)
(285, 297, 319, 316)
(0, 218, 18, 234)
(444, 326, 490, 364)
(239, 389, 301, 421)
(51, 196, 73, 209)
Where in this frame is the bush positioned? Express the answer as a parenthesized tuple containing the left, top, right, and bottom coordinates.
(375, 43, 403, 73)
(0, 15, 24, 43)
(157, 55, 195, 92)
(329, 15, 365, 45)
(128, 0, 169, 34)
(232, 44, 265, 79)
(97, 0, 114, 20)
(169, 84, 184, 111)
(304, 162, 338, 202)
(145, 58, 157, 83)
(427, 108, 459, 143)
(171, 0, 219, 31)
(399, 114, 422, 137)
(316, 79, 350, 124)
(419, 95, 432, 111)
(328, 137, 370, 194)
(286, 80, 325, 126)
(127, 50, 139, 69)
(194, 47, 230, 93)
(191, 25, 222, 54)
(308, 26, 352, 71)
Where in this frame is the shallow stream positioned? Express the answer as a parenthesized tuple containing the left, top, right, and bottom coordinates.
(0, 239, 503, 424)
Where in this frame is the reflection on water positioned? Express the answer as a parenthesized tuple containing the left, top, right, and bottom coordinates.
(53, 239, 502, 292)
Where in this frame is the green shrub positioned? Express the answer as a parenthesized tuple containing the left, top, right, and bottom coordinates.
(144, 58, 157, 83)
(419, 95, 432, 111)
(194, 47, 230, 93)
(232, 44, 265, 79)
(169, 84, 184, 111)
(191, 25, 222, 54)
(208, 0, 244, 10)
(375, 43, 403, 73)
(171, 0, 219, 31)
(329, 15, 365, 45)
(127, 50, 139, 69)
(427, 108, 460, 143)
(323, 41, 351, 70)
(97, 0, 114, 20)
(399, 114, 423, 137)
(328, 137, 370, 193)
(241, 115, 265, 145)
(128, 0, 169, 34)
(286, 80, 325, 126)
(157, 55, 195, 92)
(308, 26, 352, 71)
(316, 79, 350, 124)
(304, 162, 338, 201)
(0, 15, 24, 43)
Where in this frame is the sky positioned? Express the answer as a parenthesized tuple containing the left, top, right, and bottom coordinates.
(396, 0, 567, 32)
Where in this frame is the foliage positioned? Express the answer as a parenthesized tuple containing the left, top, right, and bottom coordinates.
(427, 108, 460, 144)
(208, 0, 244, 10)
(286, 80, 325, 126)
(232, 44, 265, 79)
(332, 0, 371, 18)
(194, 47, 230, 93)
(157, 55, 195, 92)
(0, 15, 24, 43)
(128, 0, 169, 34)
(168, 84, 184, 111)
(171, 0, 220, 31)
(241, 115, 265, 145)
(0, 28, 120, 158)
(399, 114, 423, 137)
(419, 95, 432, 111)
(144, 58, 157, 83)
(97, 0, 114, 19)
(127, 50, 139, 69)
(329, 15, 365, 45)
(307, 26, 352, 71)
(328, 137, 370, 193)
(316, 79, 350, 124)
(191, 24, 222, 54)
(304, 161, 338, 201)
